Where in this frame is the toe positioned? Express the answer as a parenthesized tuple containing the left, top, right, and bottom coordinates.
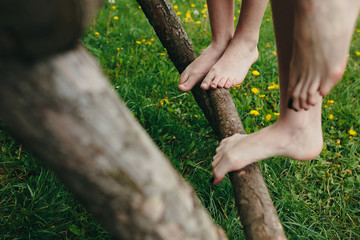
(217, 77, 228, 88)
(211, 76, 223, 89)
(201, 69, 216, 90)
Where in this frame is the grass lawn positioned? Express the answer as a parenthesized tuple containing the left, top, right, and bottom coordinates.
(1, 0, 359, 239)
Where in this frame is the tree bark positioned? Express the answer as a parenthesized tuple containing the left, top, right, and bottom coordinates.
(0, 46, 227, 240)
(136, 0, 287, 239)
(0, 0, 104, 58)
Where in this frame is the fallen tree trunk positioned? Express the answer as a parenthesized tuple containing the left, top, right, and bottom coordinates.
(0, 46, 226, 240)
(0, 1, 227, 239)
(136, 0, 287, 239)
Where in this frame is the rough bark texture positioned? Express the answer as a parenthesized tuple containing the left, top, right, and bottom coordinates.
(136, 0, 287, 239)
(0, 46, 227, 240)
(0, 0, 104, 58)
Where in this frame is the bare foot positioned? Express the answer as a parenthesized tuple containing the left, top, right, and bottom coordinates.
(288, 0, 360, 110)
(178, 43, 228, 92)
(201, 37, 259, 90)
(211, 111, 323, 185)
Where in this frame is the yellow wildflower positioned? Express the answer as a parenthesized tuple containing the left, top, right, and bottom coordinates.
(203, 14, 207, 18)
(268, 84, 279, 90)
(138, 6, 141, 9)
(164, 98, 169, 104)
(252, 70, 260, 76)
(190, 3, 196, 7)
(160, 53, 167, 56)
(357, 29, 360, 33)
(111, 6, 116, 10)
(272, 51, 277, 55)
(150, 38, 155, 42)
(196, 21, 201, 24)
(234, 17, 236, 21)
(113, 16, 119, 20)
(194, 115, 198, 118)
(336, 139, 341, 145)
(251, 88, 259, 94)
(142, 38, 146, 42)
(206, 135, 210, 138)
(176, 11, 182, 15)
(349, 129, 357, 136)
(160, 100, 164, 106)
(356, 51, 360, 56)
(136, 41, 141, 44)
(250, 110, 260, 116)
(324, 105, 328, 108)
(201, 9, 207, 14)
(204, 4, 208, 8)
(94, 32, 100, 36)
(266, 44, 271, 48)
(274, 113, 280, 116)
(328, 114, 334, 120)
(266, 114, 271, 121)
(173, 4, 178, 10)
(327, 100, 334, 104)
(116, 47, 120, 51)
(266, 18, 270, 22)
(259, 94, 265, 98)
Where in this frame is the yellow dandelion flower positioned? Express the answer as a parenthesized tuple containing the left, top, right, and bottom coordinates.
(272, 51, 277, 55)
(138, 5, 141, 9)
(201, 9, 207, 14)
(94, 32, 100, 36)
(252, 70, 260, 76)
(204, 4, 208, 8)
(111, 6, 116, 10)
(274, 113, 280, 116)
(160, 53, 167, 56)
(266, 18, 270, 22)
(251, 88, 259, 94)
(136, 40, 141, 44)
(234, 16, 237, 21)
(327, 100, 334, 104)
(194, 115, 198, 118)
(357, 29, 360, 33)
(266, 44, 271, 48)
(203, 14, 207, 18)
(324, 105, 328, 108)
(238, 10, 241, 14)
(328, 114, 334, 120)
(173, 4, 178, 10)
(349, 129, 357, 136)
(176, 11, 182, 15)
(250, 110, 260, 116)
(150, 38, 155, 42)
(113, 16, 119, 20)
(266, 114, 271, 121)
(196, 21, 201, 24)
(145, 41, 152, 45)
(142, 38, 146, 42)
(336, 139, 341, 145)
(356, 51, 360, 56)
(259, 94, 265, 98)
(164, 98, 169, 104)
(160, 100, 164, 106)
(190, 3, 196, 7)
(116, 47, 120, 51)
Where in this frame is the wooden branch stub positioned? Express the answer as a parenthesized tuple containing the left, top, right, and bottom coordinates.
(0, 0, 104, 58)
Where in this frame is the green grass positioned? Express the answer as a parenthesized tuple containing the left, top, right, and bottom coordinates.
(1, 0, 360, 239)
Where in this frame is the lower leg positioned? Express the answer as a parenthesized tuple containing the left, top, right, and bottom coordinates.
(211, 0, 323, 185)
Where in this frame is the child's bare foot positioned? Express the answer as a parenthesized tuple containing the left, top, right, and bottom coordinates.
(178, 43, 229, 92)
(288, 0, 360, 111)
(201, 37, 259, 90)
(211, 107, 323, 185)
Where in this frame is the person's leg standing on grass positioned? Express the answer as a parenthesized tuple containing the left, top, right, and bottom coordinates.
(178, 0, 268, 92)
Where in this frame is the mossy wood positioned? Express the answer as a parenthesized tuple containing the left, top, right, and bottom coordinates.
(0, 1, 227, 239)
(136, 0, 287, 239)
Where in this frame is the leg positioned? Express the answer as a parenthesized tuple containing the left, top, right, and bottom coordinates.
(211, 0, 324, 185)
(178, 0, 234, 92)
(288, 0, 360, 111)
(201, 0, 268, 90)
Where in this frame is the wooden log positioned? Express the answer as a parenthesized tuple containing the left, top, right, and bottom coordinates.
(0, 46, 227, 240)
(136, 0, 287, 239)
(0, 0, 104, 58)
